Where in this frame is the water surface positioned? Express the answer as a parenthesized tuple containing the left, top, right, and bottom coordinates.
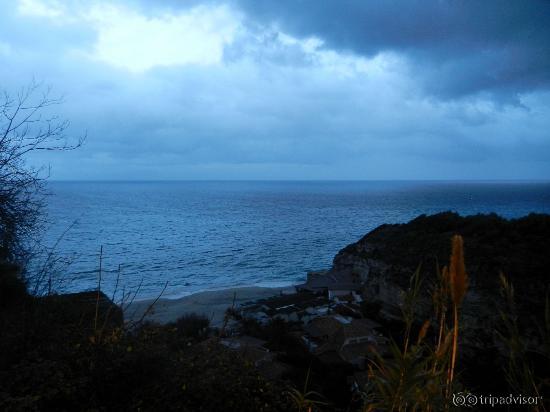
(42, 181, 550, 298)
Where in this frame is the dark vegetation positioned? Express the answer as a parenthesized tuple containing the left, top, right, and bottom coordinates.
(0, 273, 293, 411)
(0, 81, 83, 268)
(239, 316, 354, 408)
(347, 211, 550, 303)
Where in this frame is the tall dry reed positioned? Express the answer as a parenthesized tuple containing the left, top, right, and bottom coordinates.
(364, 235, 468, 411)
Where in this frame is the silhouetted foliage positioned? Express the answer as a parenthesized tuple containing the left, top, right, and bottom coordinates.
(0, 262, 27, 309)
(173, 313, 210, 339)
(0, 290, 292, 411)
(0, 81, 83, 271)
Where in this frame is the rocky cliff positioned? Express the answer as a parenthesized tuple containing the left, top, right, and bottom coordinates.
(329, 212, 550, 377)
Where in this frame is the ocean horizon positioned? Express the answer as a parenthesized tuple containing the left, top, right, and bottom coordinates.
(41, 180, 550, 299)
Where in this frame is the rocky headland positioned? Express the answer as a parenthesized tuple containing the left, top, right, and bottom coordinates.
(332, 211, 550, 332)
(327, 211, 550, 390)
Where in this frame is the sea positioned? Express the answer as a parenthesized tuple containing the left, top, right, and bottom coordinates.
(40, 180, 550, 299)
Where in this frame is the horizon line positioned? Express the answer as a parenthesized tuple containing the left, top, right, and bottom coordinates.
(47, 178, 550, 183)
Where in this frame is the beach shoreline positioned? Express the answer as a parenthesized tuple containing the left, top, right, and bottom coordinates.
(125, 285, 296, 327)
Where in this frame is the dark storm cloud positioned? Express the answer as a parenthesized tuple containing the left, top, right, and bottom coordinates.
(233, 0, 550, 101)
(1, 0, 549, 180)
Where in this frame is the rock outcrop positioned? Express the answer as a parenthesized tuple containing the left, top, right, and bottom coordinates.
(328, 212, 550, 374)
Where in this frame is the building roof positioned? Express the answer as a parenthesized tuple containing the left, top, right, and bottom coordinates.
(340, 319, 375, 340)
(333, 303, 362, 318)
(297, 270, 363, 292)
(241, 291, 329, 316)
(305, 316, 380, 342)
(305, 316, 342, 339)
(330, 318, 379, 348)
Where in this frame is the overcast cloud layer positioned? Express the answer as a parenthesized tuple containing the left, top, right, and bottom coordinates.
(1, 0, 549, 180)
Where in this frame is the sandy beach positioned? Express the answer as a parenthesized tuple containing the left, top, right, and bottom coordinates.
(125, 286, 294, 327)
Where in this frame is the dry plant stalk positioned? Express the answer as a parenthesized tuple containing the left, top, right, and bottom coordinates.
(432, 265, 449, 375)
(498, 273, 549, 412)
(364, 235, 469, 411)
(447, 235, 468, 391)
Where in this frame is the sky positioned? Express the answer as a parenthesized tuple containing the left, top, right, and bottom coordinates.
(0, 0, 549, 180)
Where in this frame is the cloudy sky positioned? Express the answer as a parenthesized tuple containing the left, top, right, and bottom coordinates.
(1, 0, 549, 180)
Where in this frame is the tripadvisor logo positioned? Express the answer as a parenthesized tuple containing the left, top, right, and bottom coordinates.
(452, 392, 544, 408)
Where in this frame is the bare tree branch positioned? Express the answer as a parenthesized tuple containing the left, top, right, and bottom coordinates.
(0, 81, 85, 279)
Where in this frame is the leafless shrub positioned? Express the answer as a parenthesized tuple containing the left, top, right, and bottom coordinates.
(0, 80, 84, 277)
